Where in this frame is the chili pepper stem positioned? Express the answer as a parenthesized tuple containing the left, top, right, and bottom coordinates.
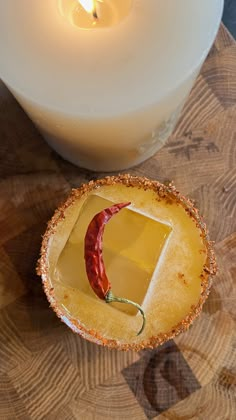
(105, 290, 146, 336)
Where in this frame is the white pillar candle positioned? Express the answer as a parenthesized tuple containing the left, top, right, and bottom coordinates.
(0, 0, 223, 171)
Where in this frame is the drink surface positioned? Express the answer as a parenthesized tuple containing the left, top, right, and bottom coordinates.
(56, 194, 172, 315)
(49, 183, 207, 345)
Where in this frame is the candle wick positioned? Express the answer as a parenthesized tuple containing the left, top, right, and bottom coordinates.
(93, 9, 98, 19)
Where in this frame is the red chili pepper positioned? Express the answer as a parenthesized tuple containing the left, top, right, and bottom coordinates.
(84, 202, 146, 335)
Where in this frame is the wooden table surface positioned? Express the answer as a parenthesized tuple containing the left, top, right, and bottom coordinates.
(0, 24, 235, 420)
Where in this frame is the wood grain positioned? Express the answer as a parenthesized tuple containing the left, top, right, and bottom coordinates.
(0, 24, 235, 419)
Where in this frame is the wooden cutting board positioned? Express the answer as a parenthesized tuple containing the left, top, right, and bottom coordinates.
(0, 24, 235, 420)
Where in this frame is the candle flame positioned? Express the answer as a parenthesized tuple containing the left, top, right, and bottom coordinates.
(78, 0, 96, 15)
